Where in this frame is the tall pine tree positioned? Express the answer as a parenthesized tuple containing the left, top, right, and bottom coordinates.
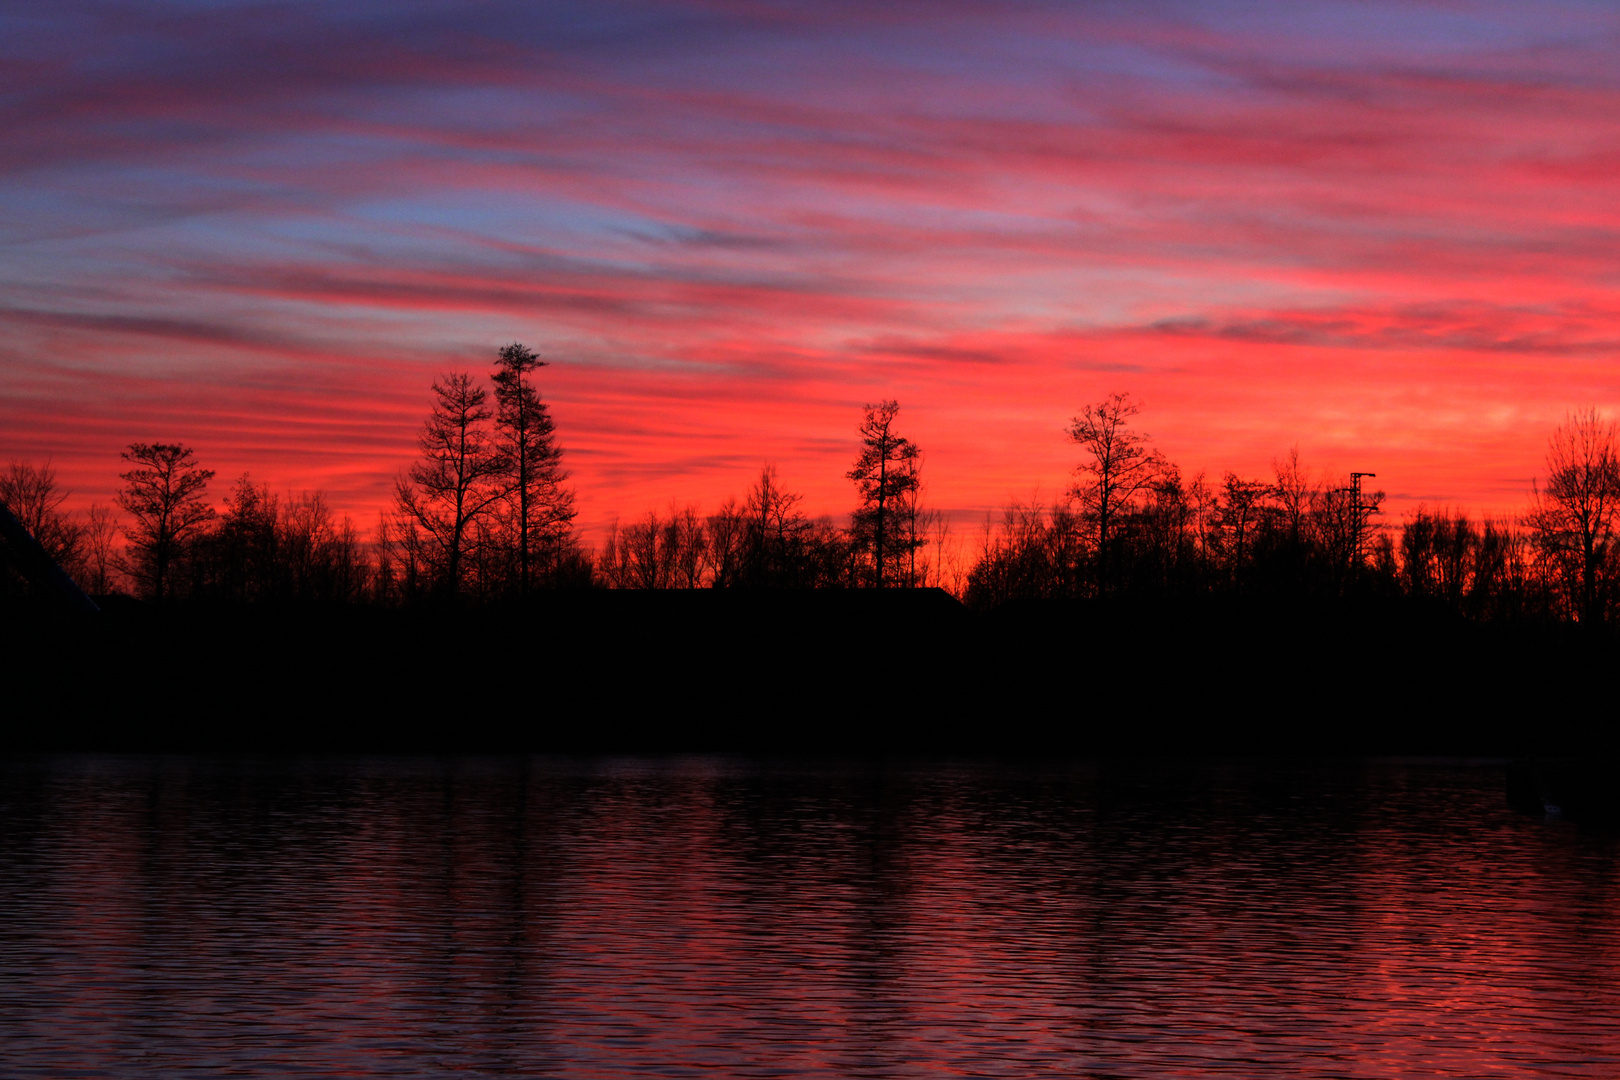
(847, 400, 920, 588)
(491, 343, 574, 593)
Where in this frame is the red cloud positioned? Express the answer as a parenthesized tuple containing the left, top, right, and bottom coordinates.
(5, 2, 1619, 542)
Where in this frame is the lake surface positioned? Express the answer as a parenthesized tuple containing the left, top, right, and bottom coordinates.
(0, 756, 1616, 1078)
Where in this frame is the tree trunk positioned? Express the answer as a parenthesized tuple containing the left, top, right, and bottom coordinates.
(877, 447, 886, 588)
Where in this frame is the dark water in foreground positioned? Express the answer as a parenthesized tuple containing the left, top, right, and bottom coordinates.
(1, 757, 1616, 1078)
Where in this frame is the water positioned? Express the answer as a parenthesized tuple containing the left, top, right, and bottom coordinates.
(0, 757, 1616, 1078)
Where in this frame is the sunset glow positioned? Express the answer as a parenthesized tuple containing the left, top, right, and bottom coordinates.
(5, 1, 1619, 536)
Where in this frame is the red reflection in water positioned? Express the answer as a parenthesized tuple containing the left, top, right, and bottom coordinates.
(1, 759, 1617, 1078)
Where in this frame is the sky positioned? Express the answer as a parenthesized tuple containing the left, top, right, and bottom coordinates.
(4, 0, 1619, 536)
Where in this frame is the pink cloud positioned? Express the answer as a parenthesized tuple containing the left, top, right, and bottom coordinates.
(4, 1, 1620, 546)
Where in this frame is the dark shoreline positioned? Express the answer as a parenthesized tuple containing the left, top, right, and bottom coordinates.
(6, 589, 1616, 758)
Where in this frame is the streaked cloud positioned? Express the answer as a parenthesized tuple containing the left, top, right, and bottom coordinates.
(4, 0, 1619, 532)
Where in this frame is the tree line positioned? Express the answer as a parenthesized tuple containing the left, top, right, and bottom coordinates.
(593, 401, 944, 590)
(967, 395, 1619, 625)
(5, 347, 1620, 626)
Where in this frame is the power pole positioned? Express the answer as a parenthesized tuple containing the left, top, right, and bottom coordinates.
(1337, 471, 1379, 581)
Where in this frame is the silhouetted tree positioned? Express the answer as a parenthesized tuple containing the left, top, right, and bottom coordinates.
(0, 461, 85, 581)
(705, 498, 749, 587)
(915, 508, 960, 592)
(737, 466, 851, 587)
(212, 475, 279, 601)
(1131, 466, 1201, 595)
(1252, 447, 1321, 593)
(82, 504, 120, 595)
(1470, 519, 1534, 621)
(1394, 507, 1536, 621)
(1068, 393, 1163, 597)
(963, 501, 1087, 607)
(848, 401, 920, 587)
(491, 343, 574, 593)
(1527, 410, 1620, 623)
(896, 453, 934, 587)
(186, 475, 372, 604)
(600, 511, 671, 589)
(394, 373, 505, 599)
(282, 491, 368, 602)
(117, 443, 214, 602)
(1272, 447, 1313, 546)
(964, 440, 1412, 608)
(596, 505, 709, 589)
(374, 509, 409, 602)
(747, 465, 805, 585)
(1400, 506, 1476, 610)
(1215, 473, 1271, 589)
(594, 477, 850, 590)
(670, 505, 708, 587)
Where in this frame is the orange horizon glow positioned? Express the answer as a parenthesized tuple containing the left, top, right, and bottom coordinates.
(4, 3, 1618, 541)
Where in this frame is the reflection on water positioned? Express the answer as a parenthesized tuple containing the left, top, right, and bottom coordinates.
(0, 757, 1616, 1077)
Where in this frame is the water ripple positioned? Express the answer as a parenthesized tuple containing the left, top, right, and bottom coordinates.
(0, 757, 1615, 1077)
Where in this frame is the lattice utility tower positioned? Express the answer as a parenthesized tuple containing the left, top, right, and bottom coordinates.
(1338, 471, 1379, 576)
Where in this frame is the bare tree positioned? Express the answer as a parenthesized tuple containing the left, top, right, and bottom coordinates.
(1216, 473, 1271, 589)
(896, 453, 931, 588)
(213, 475, 279, 601)
(1471, 518, 1532, 622)
(746, 464, 805, 585)
(592, 482, 843, 590)
(281, 490, 366, 602)
(920, 509, 961, 593)
(705, 497, 748, 587)
(82, 504, 120, 595)
(1067, 393, 1163, 597)
(116, 443, 215, 602)
(962, 500, 1089, 607)
(1401, 507, 1480, 612)
(597, 505, 708, 589)
(394, 373, 506, 599)
(491, 343, 574, 593)
(1136, 466, 1198, 593)
(625, 511, 667, 588)
(670, 504, 707, 588)
(593, 519, 629, 588)
(1, 461, 84, 571)
(374, 510, 409, 603)
(1272, 446, 1314, 547)
(1527, 409, 1620, 622)
(848, 400, 921, 587)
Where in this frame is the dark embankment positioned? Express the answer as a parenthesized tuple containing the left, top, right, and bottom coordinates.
(4, 589, 1617, 756)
